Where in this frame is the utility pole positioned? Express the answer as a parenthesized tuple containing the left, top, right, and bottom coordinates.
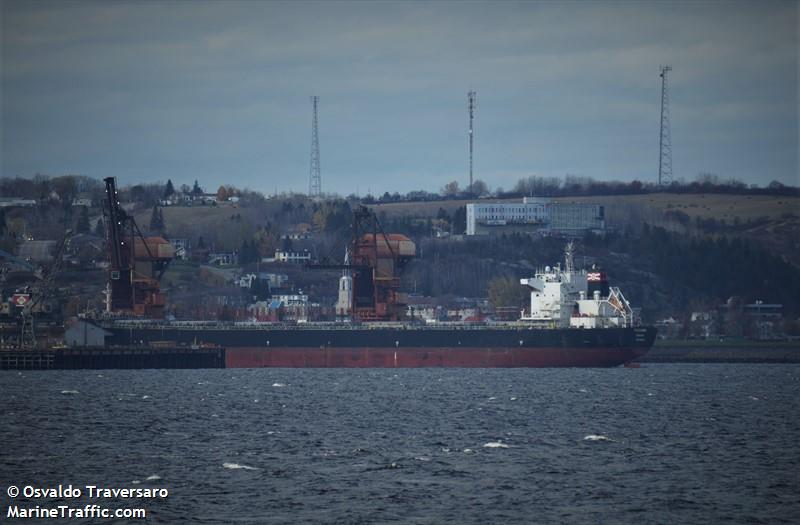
(468, 90, 476, 194)
(658, 66, 673, 186)
(309, 96, 321, 197)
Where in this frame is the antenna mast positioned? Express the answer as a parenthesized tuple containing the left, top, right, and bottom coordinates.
(468, 90, 476, 194)
(658, 66, 673, 186)
(309, 96, 321, 197)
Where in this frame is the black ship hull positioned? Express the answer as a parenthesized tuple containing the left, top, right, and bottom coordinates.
(95, 322, 656, 368)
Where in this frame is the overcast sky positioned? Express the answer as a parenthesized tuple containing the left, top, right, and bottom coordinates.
(1, 0, 797, 195)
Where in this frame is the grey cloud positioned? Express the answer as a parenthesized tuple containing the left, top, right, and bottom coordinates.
(1, 0, 797, 193)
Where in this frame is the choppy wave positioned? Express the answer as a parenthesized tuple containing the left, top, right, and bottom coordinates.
(223, 462, 259, 470)
(60, 390, 79, 395)
(583, 434, 612, 442)
(483, 442, 509, 448)
(4, 366, 797, 524)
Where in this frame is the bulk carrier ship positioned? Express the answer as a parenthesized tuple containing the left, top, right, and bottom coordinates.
(65, 178, 655, 368)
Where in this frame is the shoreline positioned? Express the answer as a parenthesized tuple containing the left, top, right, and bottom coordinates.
(638, 340, 800, 363)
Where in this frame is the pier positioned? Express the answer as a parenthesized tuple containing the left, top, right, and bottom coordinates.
(0, 346, 225, 370)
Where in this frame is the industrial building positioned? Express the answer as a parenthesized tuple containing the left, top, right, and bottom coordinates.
(466, 197, 605, 236)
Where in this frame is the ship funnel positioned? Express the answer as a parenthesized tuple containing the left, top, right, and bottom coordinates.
(593, 290, 601, 301)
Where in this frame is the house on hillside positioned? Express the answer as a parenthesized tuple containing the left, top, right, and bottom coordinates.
(167, 238, 190, 260)
(195, 193, 218, 205)
(273, 249, 312, 263)
(261, 272, 289, 289)
(71, 193, 93, 207)
(654, 317, 682, 339)
(689, 311, 718, 339)
(160, 193, 193, 206)
(208, 252, 238, 266)
(0, 198, 37, 208)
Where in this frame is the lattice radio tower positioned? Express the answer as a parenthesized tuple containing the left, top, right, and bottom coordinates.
(468, 90, 476, 193)
(658, 66, 673, 186)
(309, 96, 321, 197)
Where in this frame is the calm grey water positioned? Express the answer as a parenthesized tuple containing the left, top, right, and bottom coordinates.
(2, 365, 799, 524)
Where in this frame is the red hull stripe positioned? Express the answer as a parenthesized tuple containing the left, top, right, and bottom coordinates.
(224, 346, 645, 368)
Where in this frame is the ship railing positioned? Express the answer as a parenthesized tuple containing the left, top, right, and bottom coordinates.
(107, 319, 586, 331)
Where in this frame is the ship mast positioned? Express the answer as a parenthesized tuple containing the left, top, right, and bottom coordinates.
(564, 241, 575, 274)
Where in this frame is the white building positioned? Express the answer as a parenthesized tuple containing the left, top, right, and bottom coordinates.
(466, 197, 604, 236)
(273, 250, 312, 263)
(273, 293, 309, 307)
(548, 203, 605, 234)
(336, 274, 352, 317)
(167, 238, 190, 260)
(0, 198, 37, 208)
(261, 272, 289, 289)
(239, 273, 257, 288)
(71, 197, 93, 207)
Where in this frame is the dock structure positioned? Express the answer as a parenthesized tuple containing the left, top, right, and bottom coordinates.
(0, 346, 225, 370)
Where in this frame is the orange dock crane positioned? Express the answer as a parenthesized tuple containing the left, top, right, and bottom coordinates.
(310, 206, 415, 321)
(103, 177, 173, 318)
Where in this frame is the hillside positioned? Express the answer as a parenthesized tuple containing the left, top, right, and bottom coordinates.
(370, 193, 798, 222)
(370, 193, 800, 266)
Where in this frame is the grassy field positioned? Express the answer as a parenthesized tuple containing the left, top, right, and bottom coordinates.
(369, 193, 800, 265)
(133, 203, 263, 251)
(553, 193, 798, 221)
(130, 192, 798, 264)
(135, 193, 798, 230)
(369, 193, 799, 222)
(133, 204, 252, 232)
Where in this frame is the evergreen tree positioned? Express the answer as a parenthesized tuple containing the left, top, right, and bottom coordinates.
(192, 180, 203, 196)
(249, 240, 256, 263)
(197, 236, 206, 249)
(150, 205, 163, 232)
(94, 218, 105, 238)
(75, 206, 91, 233)
(251, 278, 270, 301)
(239, 239, 260, 264)
(452, 206, 467, 234)
(164, 179, 175, 198)
(239, 239, 249, 264)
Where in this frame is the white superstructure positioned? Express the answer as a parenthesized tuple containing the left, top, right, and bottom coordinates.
(519, 243, 633, 328)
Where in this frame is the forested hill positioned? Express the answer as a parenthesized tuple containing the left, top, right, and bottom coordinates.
(396, 226, 800, 322)
(3, 172, 796, 322)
